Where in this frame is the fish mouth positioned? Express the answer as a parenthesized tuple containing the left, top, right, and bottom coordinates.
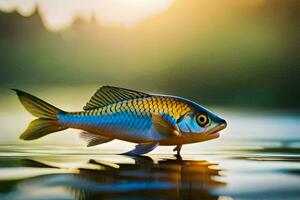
(206, 122, 227, 138)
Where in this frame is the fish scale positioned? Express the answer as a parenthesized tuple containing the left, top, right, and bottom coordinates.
(58, 96, 191, 140)
(14, 86, 226, 155)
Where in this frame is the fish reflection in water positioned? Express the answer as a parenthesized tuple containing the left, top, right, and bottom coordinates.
(1, 155, 226, 200)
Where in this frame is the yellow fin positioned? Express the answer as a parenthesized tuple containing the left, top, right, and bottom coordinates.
(80, 132, 113, 147)
(13, 89, 67, 140)
(152, 113, 179, 136)
(12, 89, 63, 119)
(20, 119, 66, 140)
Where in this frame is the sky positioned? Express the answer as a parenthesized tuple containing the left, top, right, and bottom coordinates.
(0, 0, 174, 30)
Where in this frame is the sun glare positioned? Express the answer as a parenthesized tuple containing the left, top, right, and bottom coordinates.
(0, 0, 174, 31)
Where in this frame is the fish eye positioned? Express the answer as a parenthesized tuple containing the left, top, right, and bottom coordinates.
(196, 114, 209, 127)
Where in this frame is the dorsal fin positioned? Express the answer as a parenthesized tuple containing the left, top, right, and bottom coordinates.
(83, 86, 151, 110)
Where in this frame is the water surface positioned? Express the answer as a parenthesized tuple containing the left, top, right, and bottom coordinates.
(1, 142, 300, 200)
(1, 87, 300, 199)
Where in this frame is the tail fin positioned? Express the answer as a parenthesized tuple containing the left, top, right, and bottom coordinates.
(12, 89, 67, 140)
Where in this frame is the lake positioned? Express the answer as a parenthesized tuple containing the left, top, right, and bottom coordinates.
(1, 0, 300, 199)
(0, 143, 300, 200)
(0, 87, 300, 200)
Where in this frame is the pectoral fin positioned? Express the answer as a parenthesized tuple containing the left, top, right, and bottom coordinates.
(80, 132, 113, 147)
(122, 142, 159, 156)
(152, 113, 180, 136)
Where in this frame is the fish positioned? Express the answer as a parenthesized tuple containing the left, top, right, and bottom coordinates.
(13, 86, 227, 155)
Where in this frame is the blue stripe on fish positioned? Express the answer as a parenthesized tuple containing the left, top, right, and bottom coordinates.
(57, 111, 154, 132)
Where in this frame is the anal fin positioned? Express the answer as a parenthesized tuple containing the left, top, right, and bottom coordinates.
(122, 142, 159, 156)
(80, 132, 113, 147)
